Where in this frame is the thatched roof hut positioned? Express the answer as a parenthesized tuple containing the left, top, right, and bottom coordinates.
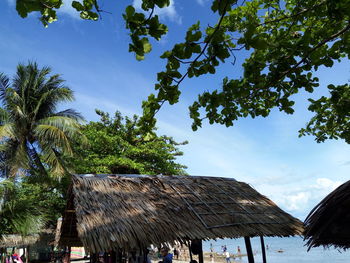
(0, 234, 39, 248)
(59, 174, 303, 253)
(304, 179, 350, 250)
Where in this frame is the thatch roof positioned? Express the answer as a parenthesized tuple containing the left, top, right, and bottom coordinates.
(0, 230, 55, 248)
(304, 179, 350, 250)
(59, 174, 303, 253)
(0, 234, 39, 248)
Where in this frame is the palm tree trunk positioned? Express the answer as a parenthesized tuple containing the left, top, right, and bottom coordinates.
(27, 142, 49, 178)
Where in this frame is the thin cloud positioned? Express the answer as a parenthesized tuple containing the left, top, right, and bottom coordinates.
(58, 0, 81, 19)
(6, 0, 15, 5)
(196, 0, 209, 6)
(132, 0, 182, 24)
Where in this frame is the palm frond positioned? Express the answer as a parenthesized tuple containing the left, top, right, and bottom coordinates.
(0, 62, 83, 180)
(11, 213, 45, 237)
(34, 124, 73, 155)
(0, 123, 16, 140)
(0, 107, 10, 124)
(51, 109, 85, 122)
(0, 73, 11, 102)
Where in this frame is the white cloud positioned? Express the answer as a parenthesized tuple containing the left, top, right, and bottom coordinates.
(132, 0, 182, 24)
(283, 192, 311, 211)
(255, 177, 345, 220)
(195, 0, 209, 6)
(58, 0, 81, 19)
(73, 93, 140, 122)
(313, 178, 342, 192)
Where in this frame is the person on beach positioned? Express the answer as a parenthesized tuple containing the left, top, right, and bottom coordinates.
(145, 247, 152, 263)
(159, 247, 173, 263)
(173, 248, 179, 260)
(210, 253, 214, 263)
(12, 252, 23, 263)
(221, 245, 227, 255)
(224, 251, 231, 263)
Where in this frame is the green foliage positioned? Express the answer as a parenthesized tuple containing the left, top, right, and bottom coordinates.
(0, 179, 45, 236)
(70, 110, 187, 175)
(13, 0, 350, 143)
(16, 0, 63, 27)
(0, 175, 67, 236)
(139, 0, 350, 141)
(0, 62, 85, 178)
(299, 84, 350, 143)
(14, 0, 169, 59)
(123, 4, 168, 60)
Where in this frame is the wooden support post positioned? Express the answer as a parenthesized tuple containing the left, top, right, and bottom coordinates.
(25, 246, 29, 263)
(198, 240, 204, 263)
(260, 236, 267, 263)
(111, 250, 116, 263)
(189, 242, 193, 262)
(244, 237, 254, 263)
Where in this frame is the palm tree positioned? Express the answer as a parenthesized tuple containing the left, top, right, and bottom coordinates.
(0, 62, 84, 178)
(0, 179, 44, 263)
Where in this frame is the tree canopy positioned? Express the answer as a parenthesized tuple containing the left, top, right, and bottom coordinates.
(12, 0, 350, 143)
(70, 109, 188, 175)
(0, 62, 85, 178)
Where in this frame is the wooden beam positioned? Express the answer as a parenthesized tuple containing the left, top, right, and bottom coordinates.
(189, 242, 193, 262)
(260, 236, 267, 263)
(244, 237, 255, 263)
(198, 240, 204, 263)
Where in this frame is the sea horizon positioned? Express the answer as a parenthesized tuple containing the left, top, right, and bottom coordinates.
(203, 236, 350, 263)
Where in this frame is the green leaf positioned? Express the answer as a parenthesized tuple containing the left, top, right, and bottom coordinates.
(72, 1, 85, 11)
(125, 5, 135, 18)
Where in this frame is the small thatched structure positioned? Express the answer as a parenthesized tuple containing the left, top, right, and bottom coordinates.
(59, 174, 303, 254)
(304, 179, 350, 250)
(0, 234, 39, 248)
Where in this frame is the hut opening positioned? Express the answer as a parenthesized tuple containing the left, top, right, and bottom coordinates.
(0, 230, 54, 263)
(58, 174, 303, 263)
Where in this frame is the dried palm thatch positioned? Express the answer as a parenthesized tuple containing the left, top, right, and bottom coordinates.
(0, 234, 39, 248)
(0, 229, 55, 248)
(304, 180, 350, 250)
(59, 174, 303, 253)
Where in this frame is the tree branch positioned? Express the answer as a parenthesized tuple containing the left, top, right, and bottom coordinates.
(278, 22, 350, 83)
(259, 1, 327, 26)
(162, 0, 230, 95)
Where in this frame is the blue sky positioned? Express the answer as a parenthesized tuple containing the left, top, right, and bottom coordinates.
(1, 0, 350, 220)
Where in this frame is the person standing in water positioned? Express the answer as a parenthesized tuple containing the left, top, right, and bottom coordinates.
(224, 251, 231, 263)
(237, 246, 241, 260)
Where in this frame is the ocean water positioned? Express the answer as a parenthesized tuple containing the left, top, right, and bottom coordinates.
(203, 237, 350, 263)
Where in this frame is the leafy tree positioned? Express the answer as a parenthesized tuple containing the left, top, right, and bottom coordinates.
(70, 110, 187, 175)
(0, 179, 45, 237)
(0, 62, 85, 178)
(299, 84, 350, 143)
(12, 0, 350, 143)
